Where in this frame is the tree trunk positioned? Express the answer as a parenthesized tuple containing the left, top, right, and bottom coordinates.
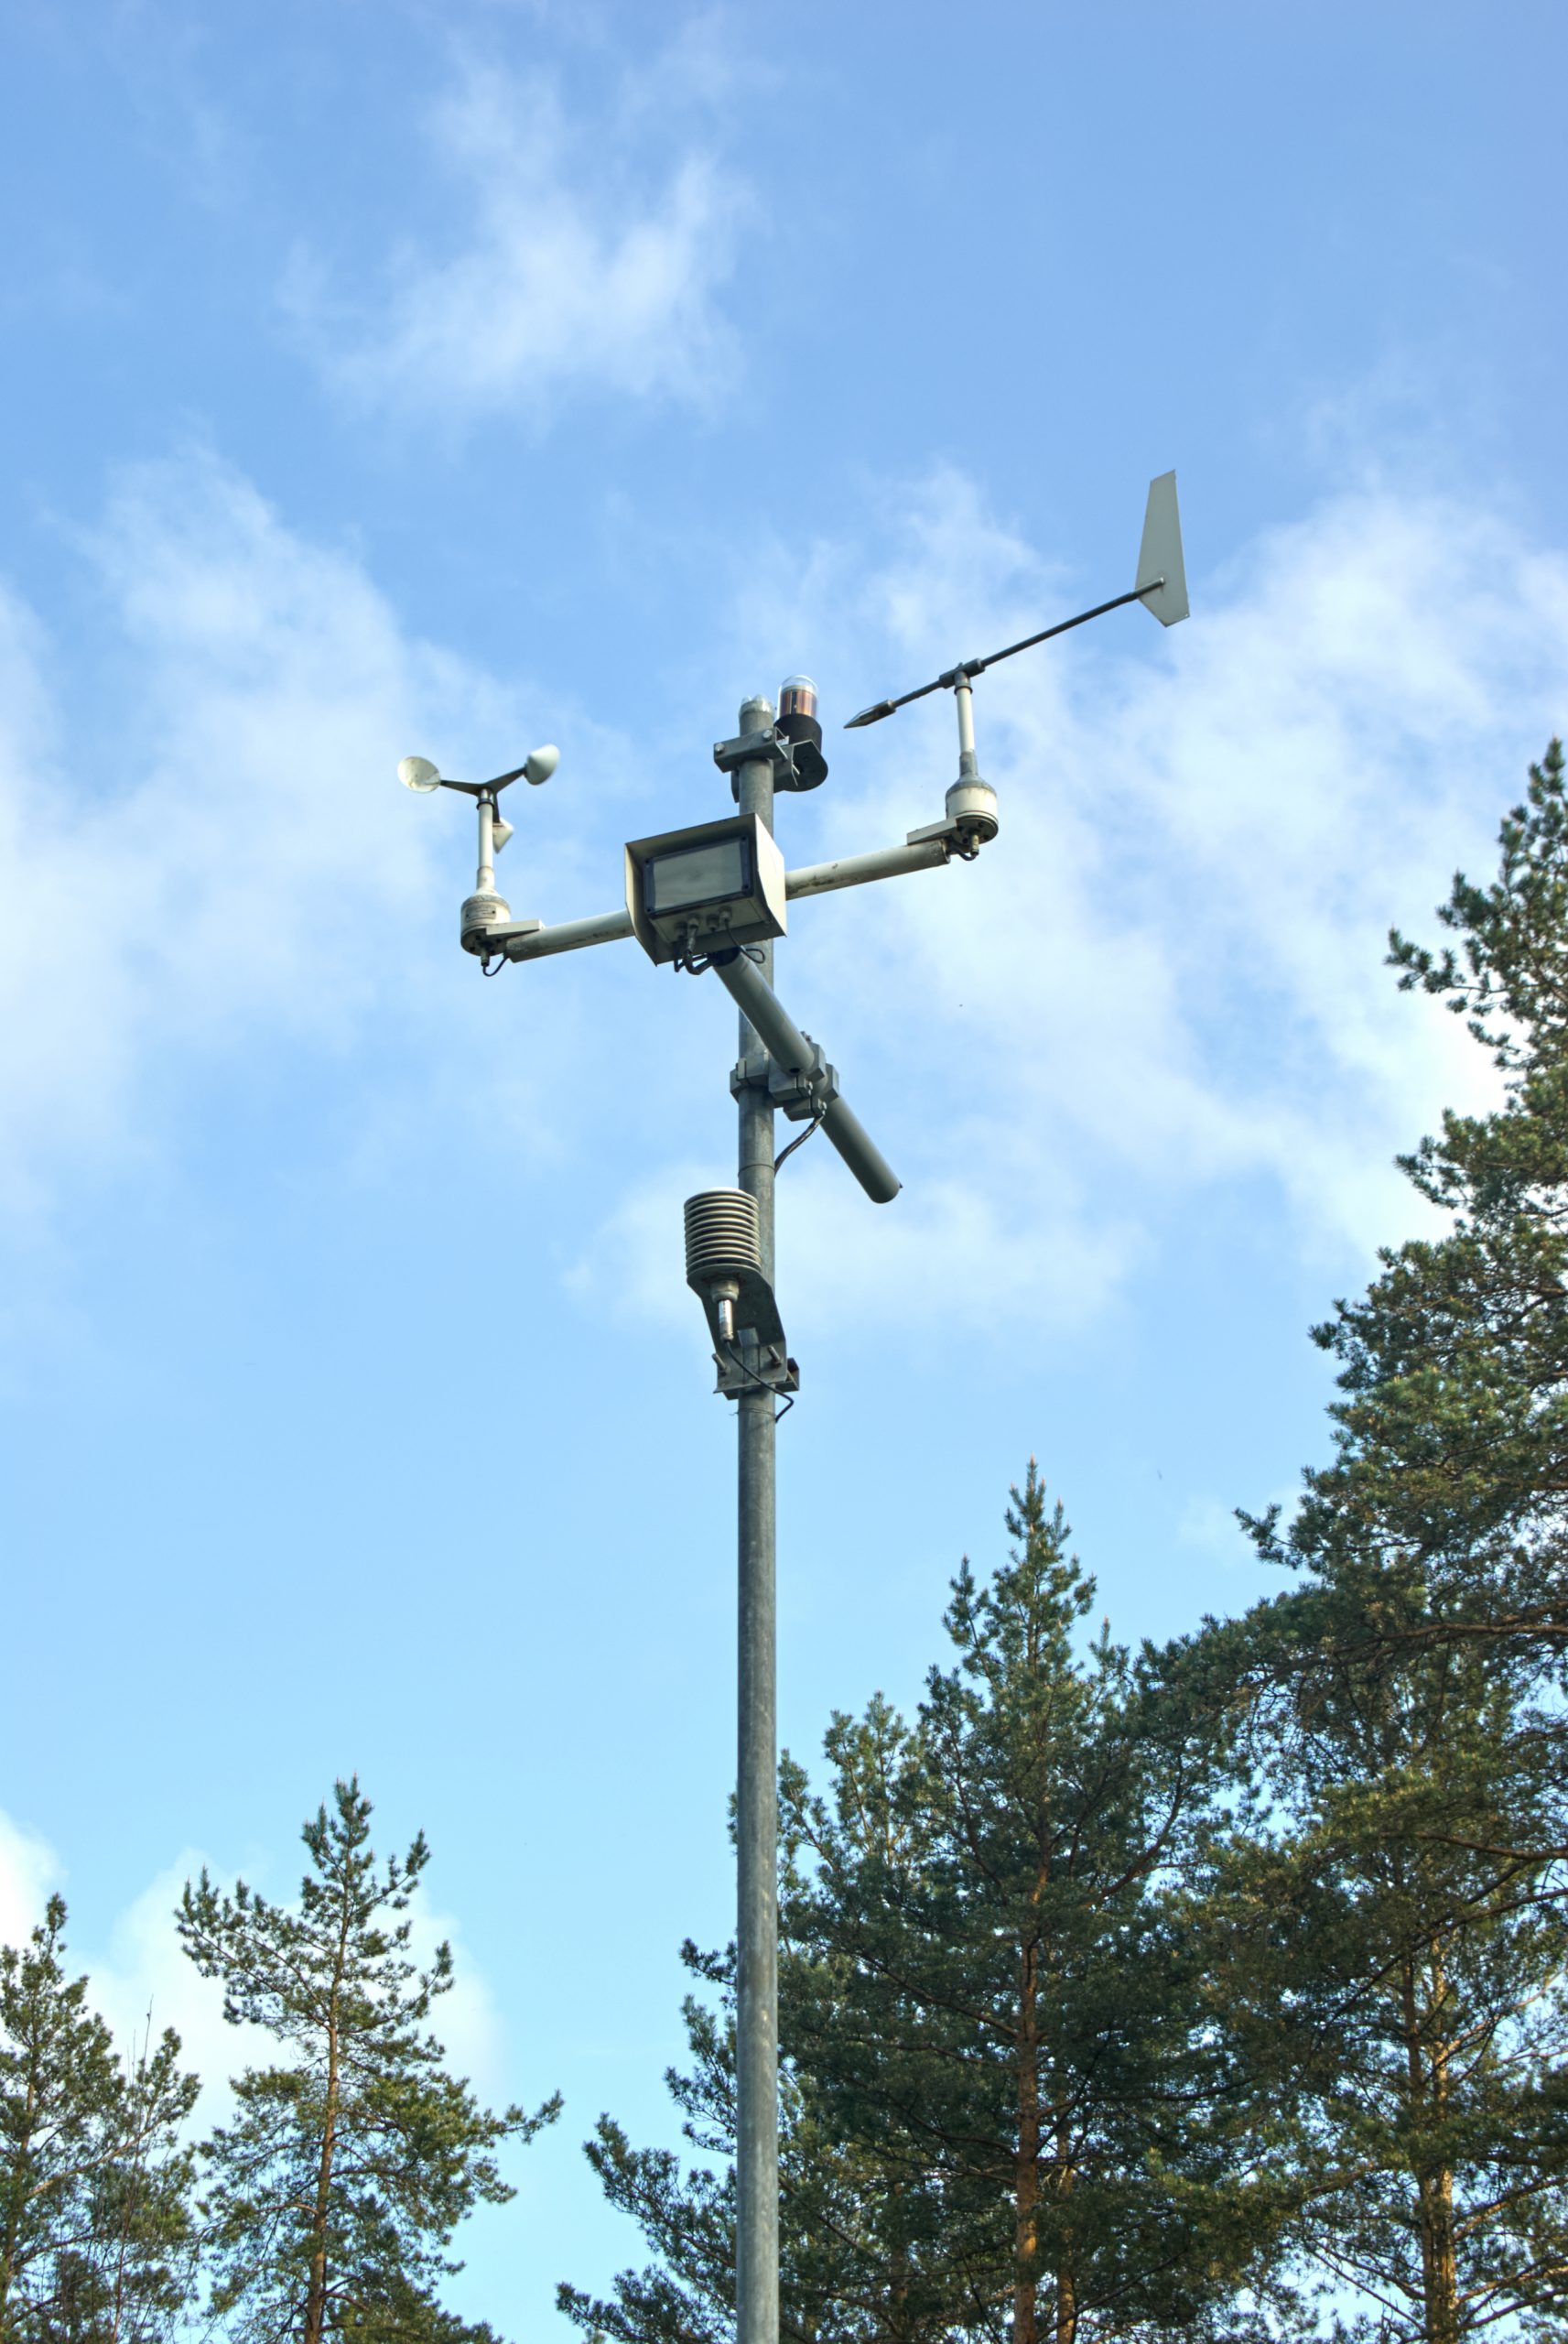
(1418, 2162, 1459, 2344)
(1013, 1940, 1040, 2344)
(0, 2167, 21, 2329)
(1403, 1951, 1459, 2344)
(302, 1887, 354, 2344)
(302, 2048, 340, 2344)
(887, 2236, 910, 2344)
(1054, 2265, 1076, 2344)
(0, 2026, 41, 2330)
(1054, 2117, 1076, 2344)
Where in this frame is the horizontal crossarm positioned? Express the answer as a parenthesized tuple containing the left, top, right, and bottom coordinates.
(497, 833, 963, 962)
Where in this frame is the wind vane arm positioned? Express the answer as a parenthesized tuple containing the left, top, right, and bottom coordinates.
(845, 470, 1187, 728)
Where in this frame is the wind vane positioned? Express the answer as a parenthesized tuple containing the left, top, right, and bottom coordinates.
(845, 471, 1189, 728)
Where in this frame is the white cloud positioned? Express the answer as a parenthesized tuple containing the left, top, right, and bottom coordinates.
(287, 47, 744, 428)
(0, 456, 411, 1218)
(0, 1807, 59, 1948)
(0, 1807, 506, 2124)
(88, 1858, 260, 2102)
(89, 1861, 503, 2113)
(3, 449, 1563, 1351)
(0, 445, 615, 1251)
(1177, 1491, 1297, 1569)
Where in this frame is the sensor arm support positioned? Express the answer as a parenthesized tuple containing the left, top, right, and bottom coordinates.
(710, 950, 901, 1206)
(782, 834, 953, 898)
(498, 906, 633, 960)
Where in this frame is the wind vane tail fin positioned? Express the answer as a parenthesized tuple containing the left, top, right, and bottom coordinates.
(1136, 471, 1189, 626)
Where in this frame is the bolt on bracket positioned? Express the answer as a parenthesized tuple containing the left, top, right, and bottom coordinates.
(730, 1044, 839, 1123)
(714, 1336, 800, 1401)
(711, 725, 827, 797)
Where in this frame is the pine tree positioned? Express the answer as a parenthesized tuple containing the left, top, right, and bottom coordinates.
(1157, 736, 1568, 2333)
(1201, 1579, 1568, 2341)
(781, 1468, 1263, 2344)
(1, 1897, 197, 2344)
(178, 1777, 559, 2344)
(568, 1472, 1267, 2344)
(558, 1939, 969, 2344)
(1275, 738, 1568, 1663)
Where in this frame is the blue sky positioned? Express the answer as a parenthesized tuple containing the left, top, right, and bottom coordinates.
(3, 0, 1568, 2329)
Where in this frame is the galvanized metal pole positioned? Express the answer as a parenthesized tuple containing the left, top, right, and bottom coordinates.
(732, 694, 778, 2344)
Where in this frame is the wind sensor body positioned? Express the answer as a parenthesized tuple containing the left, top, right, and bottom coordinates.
(398, 744, 559, 952)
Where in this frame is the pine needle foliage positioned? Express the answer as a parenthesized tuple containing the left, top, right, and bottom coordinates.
(1197, 1595, 1568, 2344)
(1182, 740, 1568, 2333)
(1268, 738, 1568, 1657)
(565, 1473, 1268, 2344)
(558, 1938, 974, 2344)
(782, 1469, 1265, 2344)
(178, 1778, 558, 2344)
(1, 1897, 197, 2344)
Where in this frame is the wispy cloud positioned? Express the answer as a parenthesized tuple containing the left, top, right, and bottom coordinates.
(0, 453, 432, 1221)
(0, 1808, 59, 1950)
(3, 451, 1563, 1350)
(0, 445, 610, 1250)
(286, 41, 746, 429)
(0, 1806, 508, 2123)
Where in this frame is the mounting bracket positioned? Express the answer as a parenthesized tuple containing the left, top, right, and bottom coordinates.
(730, 1044, 839, 1123)
(712, 724, 827, 796)
(714, 1335, 800, 1401)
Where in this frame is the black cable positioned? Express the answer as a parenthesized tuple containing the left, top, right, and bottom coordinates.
(723, 1340, 795, 1422)
(675, 940, 765, 976)
(773, 1112, 825, 1175)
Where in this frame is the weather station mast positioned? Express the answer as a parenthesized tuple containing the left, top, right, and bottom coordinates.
(402, 474, 1189, 2344)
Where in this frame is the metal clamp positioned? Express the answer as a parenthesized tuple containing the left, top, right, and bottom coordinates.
(711, 724, 827, 796)
(730, 1044, 840, 1123)
(715, 1335, 800, 1401)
